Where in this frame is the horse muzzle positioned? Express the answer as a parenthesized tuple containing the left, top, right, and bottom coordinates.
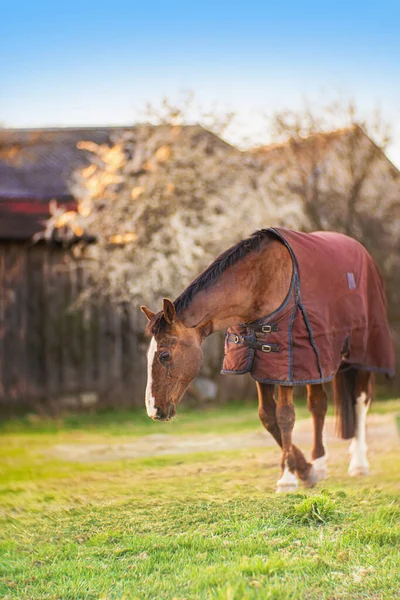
(153, 402, 176, 421)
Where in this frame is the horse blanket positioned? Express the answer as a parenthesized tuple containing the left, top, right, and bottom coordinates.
(221, 228, 395, 385)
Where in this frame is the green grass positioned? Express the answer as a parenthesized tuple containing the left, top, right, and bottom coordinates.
(0, 400, 399, 599)
(0, 400, 299, 436)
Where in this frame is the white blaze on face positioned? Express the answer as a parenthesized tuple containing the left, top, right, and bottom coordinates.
(145, 337, 158, 418)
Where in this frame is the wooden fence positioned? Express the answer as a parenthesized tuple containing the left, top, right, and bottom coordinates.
(0, 242, 150, 411)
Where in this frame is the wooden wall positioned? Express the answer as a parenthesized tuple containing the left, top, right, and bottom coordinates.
(0, 242, 149, 412)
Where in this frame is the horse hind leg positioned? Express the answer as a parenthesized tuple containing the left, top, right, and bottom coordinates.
(307, 384, 329, 479)
(348, 372, 373, 476)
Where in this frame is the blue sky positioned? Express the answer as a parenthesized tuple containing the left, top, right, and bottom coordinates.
(1, 1, 400, 162)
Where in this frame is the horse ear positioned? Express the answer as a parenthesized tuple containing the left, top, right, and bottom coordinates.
(141, 305, 156, 321)
(162, 298, 176, 324)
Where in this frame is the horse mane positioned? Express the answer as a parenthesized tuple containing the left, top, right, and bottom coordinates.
(147, 229, 273, 335)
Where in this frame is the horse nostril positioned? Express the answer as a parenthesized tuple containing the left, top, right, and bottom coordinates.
(154, 405, 174, 421)
(155, 407, 166, 420)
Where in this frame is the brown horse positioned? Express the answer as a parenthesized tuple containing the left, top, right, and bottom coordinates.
(141, 228, 394, 492)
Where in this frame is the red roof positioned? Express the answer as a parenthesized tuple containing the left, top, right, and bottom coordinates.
(0, 126, 129, 240)
(0, 197, 76, 240)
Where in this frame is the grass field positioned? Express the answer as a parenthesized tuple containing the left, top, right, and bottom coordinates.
(1, 399, 399, 599)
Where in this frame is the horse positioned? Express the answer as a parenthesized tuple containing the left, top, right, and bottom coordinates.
(141, 228, 395, 492)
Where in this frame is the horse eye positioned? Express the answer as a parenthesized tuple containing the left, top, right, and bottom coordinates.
(159, 351, 171, 363)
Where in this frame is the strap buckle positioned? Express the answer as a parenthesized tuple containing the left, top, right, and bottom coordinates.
(261, 325, 272, 333)
(261, 344, 272, 353)
(233, 335, 240, 344)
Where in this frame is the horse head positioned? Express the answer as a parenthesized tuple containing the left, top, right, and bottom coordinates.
(141, 299, 204, 420)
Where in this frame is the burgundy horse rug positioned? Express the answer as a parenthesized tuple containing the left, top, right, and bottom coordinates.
(222, 228, 395, 385)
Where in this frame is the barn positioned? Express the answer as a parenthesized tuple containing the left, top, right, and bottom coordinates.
(0, 127, 145, 413)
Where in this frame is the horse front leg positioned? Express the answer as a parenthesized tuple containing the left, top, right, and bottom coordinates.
(256, 382, 282, 447)
(307, 384, 329, 479)
(276, 385, 317, 492)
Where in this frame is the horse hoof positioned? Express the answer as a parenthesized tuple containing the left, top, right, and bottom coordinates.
(313, 456, 328, 480)
(276, 468, 298, 493)
(301, 465, 319, 488)
(348, 464, 369, 477)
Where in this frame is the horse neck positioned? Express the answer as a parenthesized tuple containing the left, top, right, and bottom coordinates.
(178, 239, 292, 335)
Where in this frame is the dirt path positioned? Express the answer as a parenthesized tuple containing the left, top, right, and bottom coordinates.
(52, 413, 399, 462)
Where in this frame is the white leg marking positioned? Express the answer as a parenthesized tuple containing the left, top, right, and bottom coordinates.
(348, 392, 370, 476)
(313, 455, 328, 479)
(301, 464, 319, 488)
(276, 465, 298, 493)
(313, 434, 329, 479)
(145, 337, 158, 418)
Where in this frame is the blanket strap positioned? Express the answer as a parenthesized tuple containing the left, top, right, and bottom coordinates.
(250, 323, 279, 333)
(227, 333, 280, 353)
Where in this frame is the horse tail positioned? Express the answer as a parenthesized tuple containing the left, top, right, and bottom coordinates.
(333, 365, 358, 439)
